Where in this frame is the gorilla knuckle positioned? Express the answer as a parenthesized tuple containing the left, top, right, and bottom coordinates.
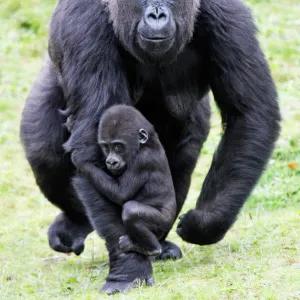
(177, 209, 229, 245)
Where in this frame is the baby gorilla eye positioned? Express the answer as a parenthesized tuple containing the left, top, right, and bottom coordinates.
(101, 144, 109, 153)
(114, 144, 124, 153)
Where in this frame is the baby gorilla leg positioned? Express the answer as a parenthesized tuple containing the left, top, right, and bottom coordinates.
(120, 201, 168, 256)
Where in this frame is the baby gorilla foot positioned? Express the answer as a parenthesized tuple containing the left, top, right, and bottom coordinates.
(48, 213, 93, 255)
(119, 235, 161, 256)
(101, 252, 154, 295)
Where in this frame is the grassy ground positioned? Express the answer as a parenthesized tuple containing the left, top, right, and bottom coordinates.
(0, 0, 299, 299)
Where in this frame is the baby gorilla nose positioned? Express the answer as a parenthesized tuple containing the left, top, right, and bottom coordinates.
(106, 159, 119, 169)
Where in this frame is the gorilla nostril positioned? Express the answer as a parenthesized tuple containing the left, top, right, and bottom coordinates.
(146, 7, 169, 23)
(148, 13, 157, 21)
(107, 160, 118, 167)
(158, 12, 167, 21)
(148, 12, 167, 21)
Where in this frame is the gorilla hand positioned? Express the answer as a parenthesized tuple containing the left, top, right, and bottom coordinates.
(176, 209, 232, 245)
(155, 241, 182, 261)
(48, 213, 92, 255)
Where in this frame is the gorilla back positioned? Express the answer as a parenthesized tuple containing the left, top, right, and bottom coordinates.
(21, 0, 280, 293)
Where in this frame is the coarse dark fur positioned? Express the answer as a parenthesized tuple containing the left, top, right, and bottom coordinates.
(20, 0, 280, 294)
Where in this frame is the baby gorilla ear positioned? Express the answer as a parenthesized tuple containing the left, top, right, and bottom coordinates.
(138, 129, 149, 144)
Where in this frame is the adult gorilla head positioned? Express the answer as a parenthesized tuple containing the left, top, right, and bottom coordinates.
(105, 0, 200, 63)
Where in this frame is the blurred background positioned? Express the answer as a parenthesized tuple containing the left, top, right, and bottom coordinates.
(0, 0, 299, 299)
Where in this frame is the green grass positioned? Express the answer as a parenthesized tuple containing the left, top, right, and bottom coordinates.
(0, 0, 299, 299)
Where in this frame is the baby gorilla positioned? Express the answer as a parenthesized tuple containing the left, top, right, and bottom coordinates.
(89, 105, 176, 256)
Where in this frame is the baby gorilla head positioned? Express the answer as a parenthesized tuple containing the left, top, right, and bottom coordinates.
(98, 105, 151, 176)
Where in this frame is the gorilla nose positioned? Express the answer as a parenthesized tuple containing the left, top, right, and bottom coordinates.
(106, 160, 119, 168)
(144, 6, 170, 34)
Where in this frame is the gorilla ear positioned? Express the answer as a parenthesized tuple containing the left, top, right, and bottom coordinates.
(138, 129, 148, 144)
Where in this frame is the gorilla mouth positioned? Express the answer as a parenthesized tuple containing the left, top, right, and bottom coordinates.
(107, 165, 126, 176)
(140, 34, 174, 43)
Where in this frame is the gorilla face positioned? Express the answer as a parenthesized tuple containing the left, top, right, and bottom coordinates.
(105, 0, 200, 63)
(137, 5, 176, 56)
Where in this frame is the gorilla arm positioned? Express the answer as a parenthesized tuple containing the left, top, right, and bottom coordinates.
(177, 0, 280, 245)
(49, 0, 132, 167)
(79, 163, 149, 206)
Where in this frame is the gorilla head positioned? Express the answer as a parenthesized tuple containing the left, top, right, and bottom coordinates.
(105, 0, 200, 63)
(98, 105, 152, 176)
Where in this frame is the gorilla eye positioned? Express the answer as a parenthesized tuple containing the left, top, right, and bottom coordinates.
(114, 144, 124, 153)
(101, 144, 109, 153)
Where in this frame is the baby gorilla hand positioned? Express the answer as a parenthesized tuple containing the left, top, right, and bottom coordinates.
(48, 213, 92, 255)
(176, 209, 230, 245)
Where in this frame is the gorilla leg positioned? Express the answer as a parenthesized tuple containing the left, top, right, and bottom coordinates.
(157, 97, 211, 260)
(73, 175, 153, 295)
(171, 96, 211, 215)
(20, 57, 93, 255)
(119, 201, 172, 256)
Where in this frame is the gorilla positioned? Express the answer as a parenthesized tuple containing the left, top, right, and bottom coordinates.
(76, 105, 176, 257)
(73, 105, 177, 293)
(20, 0, 280, 293)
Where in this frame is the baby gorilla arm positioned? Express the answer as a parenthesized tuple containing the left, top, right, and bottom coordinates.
(82, 163, 148, 205)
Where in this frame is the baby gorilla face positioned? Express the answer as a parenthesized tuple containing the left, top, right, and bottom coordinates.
(98, 105, 150, 176)
(99, 140, 127, 176)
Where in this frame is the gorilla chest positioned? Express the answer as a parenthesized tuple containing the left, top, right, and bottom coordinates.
(129, 46, 209, 119)
(133, 47, 209, 149)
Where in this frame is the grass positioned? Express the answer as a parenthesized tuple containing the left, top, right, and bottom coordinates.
(0, 0, 299, 299)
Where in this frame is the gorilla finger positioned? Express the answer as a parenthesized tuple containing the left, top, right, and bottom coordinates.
(50, 236, 72, 253)
(177, 220, 182, 229)
(146, 277, 155, 286)
(157, 240, 182, 261)
(178, 214, 186, 221)
(71, 237, 85, 256)
(177, 214, 186, 229)
(176, 227, 183, 236)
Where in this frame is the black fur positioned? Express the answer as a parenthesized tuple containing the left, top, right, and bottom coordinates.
(20, 0, 280, 293)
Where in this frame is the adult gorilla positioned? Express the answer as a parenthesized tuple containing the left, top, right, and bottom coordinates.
(21, 0, 280, 291)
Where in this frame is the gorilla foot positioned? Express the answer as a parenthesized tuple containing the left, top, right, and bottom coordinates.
(48, 212, 93, 255)
(155, 240, 182, 261)
(119, 235, 161, 256)
(102, 252, 154, 295)
(176, 209, 228, 245)
(101, 277, 154, 295)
